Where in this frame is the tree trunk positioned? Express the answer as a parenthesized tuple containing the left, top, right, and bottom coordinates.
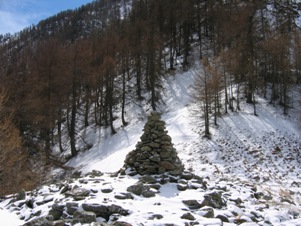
(69, 91, 77, 157)
(121, 70, 128, 126)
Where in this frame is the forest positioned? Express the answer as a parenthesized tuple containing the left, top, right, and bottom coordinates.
(0, 0, 300, 194)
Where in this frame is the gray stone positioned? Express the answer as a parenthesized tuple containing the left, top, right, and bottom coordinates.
(182, 200, 202, 209)
(65, 187, 90, 200)
(198, 207, 214, 218)
(23, 217, 52, 226)
(169, 168, 184, 176)
(82, 203, 109, 219)
(159, 161, 176, 170)
(149, 155, 161, 162)
(149, 184, 161, 190)
(141, 146, 152, 152)
(114, 192, 134, 200)
(16, 189, 26, 201)
(177, 183, 188, 191)
(52, 220, 65, 226)
(216, 214, 229, 222)
(66, 202, 79, 215)
(181, 212, 195, 220)
(159, 152, 171, 159)
(101, 188, 113, 193)
(200, 191, 226, 209)
(181, 172, 194, 180)
(127, 183, 148, 196)
(140, 175, 157, 184)
(73, 210, 97, 224)
(107, 204, 129, 217)
(141, 189, 156, 198)
(48, 203, 64, 220)
(149, 214, 163, 220)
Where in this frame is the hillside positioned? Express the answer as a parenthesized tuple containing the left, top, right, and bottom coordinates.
(1, 57, 301, 226)
(0, 0, 301, 225)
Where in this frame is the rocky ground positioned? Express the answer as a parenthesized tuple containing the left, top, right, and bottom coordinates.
(1, 166, 301, 226)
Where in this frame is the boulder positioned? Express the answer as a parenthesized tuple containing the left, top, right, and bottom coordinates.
(73, 210, 97, 224)
(66, 202, 79, 215)
(181, 212, 195, 220)
(182, 200, 202, 210)
(23, 217, 52, 226)
(197, 206, 214, 218)
(82, 203, 129, 221)
(48, 203, 65, 220)
(82, 203, 109, 220)
(200, 191, 226, 209)
(65, 187, 90, 201)
(114, 192, 134, 200)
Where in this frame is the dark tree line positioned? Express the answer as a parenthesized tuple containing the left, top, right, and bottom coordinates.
(193, 0, 301, 136)
(0, 0, 300, 168)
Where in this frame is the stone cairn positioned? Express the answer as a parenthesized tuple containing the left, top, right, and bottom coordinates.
(123, 112, 184, 176)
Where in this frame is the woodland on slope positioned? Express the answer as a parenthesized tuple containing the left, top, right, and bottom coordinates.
(0, 0, 300, 195)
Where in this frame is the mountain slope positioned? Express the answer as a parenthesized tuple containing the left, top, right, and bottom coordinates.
(1, 56, 301, 225)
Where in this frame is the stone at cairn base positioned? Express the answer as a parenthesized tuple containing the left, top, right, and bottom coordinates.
(123, 112, 184, 176)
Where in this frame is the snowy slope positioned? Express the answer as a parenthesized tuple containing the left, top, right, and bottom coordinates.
(1, 56, 301, 225)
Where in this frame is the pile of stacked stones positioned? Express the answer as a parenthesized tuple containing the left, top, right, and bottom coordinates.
(123, 112, 184, 175)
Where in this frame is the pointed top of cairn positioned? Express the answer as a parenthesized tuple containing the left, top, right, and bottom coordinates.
(123, 112, 184, 176)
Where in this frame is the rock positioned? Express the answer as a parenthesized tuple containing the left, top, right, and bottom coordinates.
(114, 192, 134, 200)
(52, 220, 65, 226)
(79, 179, 88, 184)
(234, 217, 248, 224)
(181, 172, 194, 180)
(127, 183, 144, 196)
(107, 204, 129, 217)
(23, 217, 52, 226)
(141, 189, 156, 198)
(35, 195, 54, 205)
(149, 184, 161, 190)
(82, 203, 129, 221)
(113, 221, 133, 226)
(65, 187, 90, 200)
(66, 202, 79, 215)
(127, 183, 153, 196)
(60, 184, 70, 194)
(148, 214, 164, 220)
(123, 112, 184, 175)
(140, 175, 157, 184)
(159, 161, 176, 170)
(72, 170, 82, 178)
(169, 168, 184, 176)
(88, 170, 104, 177)
(177, 179, 188, 191)
(48, 203, 65, 220)
(177, 183, 188, 191)
(73, 210, 97, 224)
(216, 214, 229, 222)
(200, 191, 226, 209)
(160, 151, 172, 159)
(254, 192, 264, 199)
(16, 189, 26, 201)
(101, 187, 113, 193)
(230, 197, 243, 205)
(198, 206, 214, 218)
(181, 212, 195, 220)
(263, 195, 273, 201)
(82, 203, 109, 220)
(182, 200, 202, 209)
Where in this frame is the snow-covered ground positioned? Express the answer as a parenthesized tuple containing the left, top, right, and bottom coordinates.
(1, 57, 301, 225)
